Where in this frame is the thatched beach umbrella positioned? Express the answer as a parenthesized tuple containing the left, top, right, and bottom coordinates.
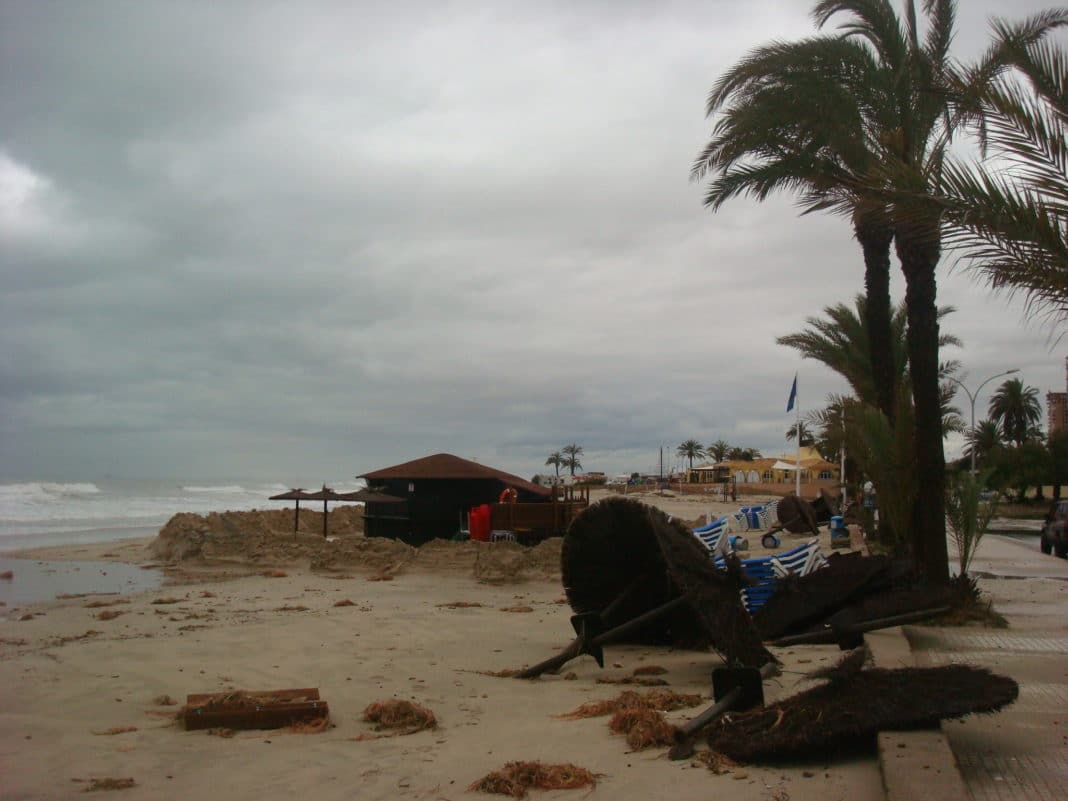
(517, 498, 774, 678)
(270, 485, 402, 538)
(268, 488, 313, 532)
(706, 648, 1018, 762)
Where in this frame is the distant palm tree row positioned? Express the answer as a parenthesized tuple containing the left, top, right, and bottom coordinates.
(544, 443, 583, 480)
(693, 0, 1066, 584)
(966, 378, 1045, 461)
(675, 439, 762, 471)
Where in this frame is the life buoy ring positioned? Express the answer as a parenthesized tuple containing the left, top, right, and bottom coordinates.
(499, 487, 518, 504)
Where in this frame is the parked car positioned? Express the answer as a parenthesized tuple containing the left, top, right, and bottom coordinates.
(1039, 499, 1068, 558)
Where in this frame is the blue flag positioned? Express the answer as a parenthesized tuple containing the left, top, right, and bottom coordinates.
(787, 374, 797, 412)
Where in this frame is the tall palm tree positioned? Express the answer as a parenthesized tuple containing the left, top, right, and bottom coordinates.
(707, 439, 731, 462)
(964, 419, 1005, 468)
(693, 26, 899, 424)
(988, 378, 1043, 446)
(676, 440, 706, 472)
(941, 12, 1068, 326)
(544, 451, 564, 482)
(811, 0, 1065, 583)
(562, 443, 584, 477)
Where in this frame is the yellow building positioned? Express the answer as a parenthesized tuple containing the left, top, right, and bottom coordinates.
(688, 447, 839, 485)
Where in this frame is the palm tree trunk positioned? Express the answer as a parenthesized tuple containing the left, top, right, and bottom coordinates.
(898, 231, 949, 586)
(856, 213, 897, 548)
(856, 216, 896, 425)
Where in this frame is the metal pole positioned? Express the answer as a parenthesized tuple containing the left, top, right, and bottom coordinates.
(840, 404, 847, 510)
(795, 388, 802, 497)
(947, 369, 1019, 475)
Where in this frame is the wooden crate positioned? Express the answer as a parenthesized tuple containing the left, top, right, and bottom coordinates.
(183, 688, 328, 731)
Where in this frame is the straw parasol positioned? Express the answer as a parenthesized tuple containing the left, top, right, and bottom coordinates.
(560, 497, 774, 669)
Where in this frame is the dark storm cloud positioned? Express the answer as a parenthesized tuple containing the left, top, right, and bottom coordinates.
(1, 0, 1064, 481)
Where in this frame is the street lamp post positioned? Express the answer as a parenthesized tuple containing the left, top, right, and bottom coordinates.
(947, 368, 1020, 474)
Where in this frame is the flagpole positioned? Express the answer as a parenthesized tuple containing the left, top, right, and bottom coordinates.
(795, 387, 801, 497)
(839, 403, 847, 510)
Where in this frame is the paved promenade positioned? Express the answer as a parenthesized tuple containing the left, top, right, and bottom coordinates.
(888, 533, 1068, 801)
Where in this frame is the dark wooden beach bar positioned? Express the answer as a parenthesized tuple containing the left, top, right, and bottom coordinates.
(359, 453, 585, 545)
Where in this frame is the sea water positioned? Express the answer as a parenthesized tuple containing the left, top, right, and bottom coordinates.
(0, 478, 366, 604)
(0, 478, 367, 551)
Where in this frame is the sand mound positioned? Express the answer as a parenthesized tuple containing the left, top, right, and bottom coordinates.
(149, 509, 562, 583)
(150, 507, 365, 564)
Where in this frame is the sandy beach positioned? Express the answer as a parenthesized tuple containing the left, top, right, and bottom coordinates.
(0, 489, 883, 801)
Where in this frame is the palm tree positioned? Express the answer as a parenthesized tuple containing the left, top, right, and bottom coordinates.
(777, 294, 963, 427)
(693, 23, 899, 425)
(707, 439, 731, 463)
(965, 419, 1005, 468)
(779, 294, 963, 549)
(810, 0, 1064, 583)
(562, 443, 584, 477)
(676, 440, 706, 473)
(728, 446, 762, 461)
(544, 451, 564, 482)
(941, 12, 1068, 326)
(988, 378, 1043, 446)
(786, 420, 815, 447)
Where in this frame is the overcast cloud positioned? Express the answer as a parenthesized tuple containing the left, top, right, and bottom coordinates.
(1, 0, 1065, 484)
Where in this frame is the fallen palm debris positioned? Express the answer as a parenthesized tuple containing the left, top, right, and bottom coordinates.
(182, 688, 328, 731)
(150, 597, 182, 605)
(436, 601, 484, 608)
(609, 707, 676, 750)
(285, 717, 330, 734)
(468, 761, 598, 798)
(692, 749, 739, 774)
(83, 599, 130, 608)
(632, 665, 667, 676)
(92, 726, 138, 736)
(595, 676, 669, 687)
(557, 688, 703, 720)
(261, 570, 288, 578)
(358, 699, 437, 737)
(705, 649, 1019, 762)
(274, 605, 309, 612)
(79, 777, 136, 792)
(500, 605, 534, 613)
(95, 610, 125, 621)
(333, 599, 357, 607)
(48, 629, 101, 646)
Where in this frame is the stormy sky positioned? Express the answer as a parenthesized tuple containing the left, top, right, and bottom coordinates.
(1, 0, 1064, 484)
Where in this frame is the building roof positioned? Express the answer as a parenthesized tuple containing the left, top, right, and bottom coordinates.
(360, 453, 550, 496)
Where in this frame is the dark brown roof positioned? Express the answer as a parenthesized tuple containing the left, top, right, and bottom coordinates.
(269, 487, 403, 503)
(360, 453, 550, 497)
(269, 488, 313, 501)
